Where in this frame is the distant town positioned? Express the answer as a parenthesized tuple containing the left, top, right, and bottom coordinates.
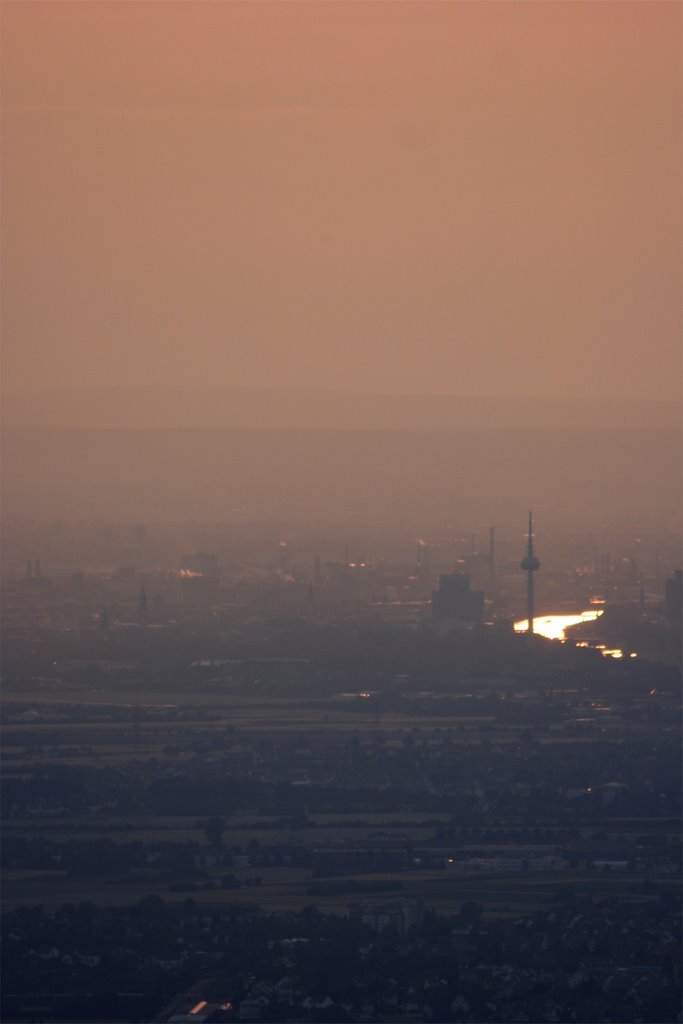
(1, 514, 680, 1022)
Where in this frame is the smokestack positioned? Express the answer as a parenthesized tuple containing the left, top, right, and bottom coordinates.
(489, 526, 496, 596)
(35, 559, 42, 578)
(26, 560, 33, 579)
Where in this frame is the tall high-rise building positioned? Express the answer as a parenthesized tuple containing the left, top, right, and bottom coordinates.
(431, 573, 484, 623)
(664, 569, 682, 625)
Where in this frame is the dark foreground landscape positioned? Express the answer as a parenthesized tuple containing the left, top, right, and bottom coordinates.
(2, 556, 681, 1022)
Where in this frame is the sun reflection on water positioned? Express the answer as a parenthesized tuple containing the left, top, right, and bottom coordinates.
(512, 610, 632, 659)
(513, 610, 603, 641)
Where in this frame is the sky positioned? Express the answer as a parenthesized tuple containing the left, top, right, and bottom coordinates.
(2, 0, 681, 407)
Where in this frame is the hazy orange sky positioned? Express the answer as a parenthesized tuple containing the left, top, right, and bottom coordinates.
(2, 0, 680, 403)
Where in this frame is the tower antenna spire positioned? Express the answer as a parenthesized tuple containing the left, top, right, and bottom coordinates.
(520, 510, 541, 644)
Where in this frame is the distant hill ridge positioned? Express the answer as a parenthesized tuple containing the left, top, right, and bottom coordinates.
(2, 387, 679, 431)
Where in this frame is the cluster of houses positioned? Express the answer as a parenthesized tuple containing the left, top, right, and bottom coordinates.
(158, 895, 681, 1023)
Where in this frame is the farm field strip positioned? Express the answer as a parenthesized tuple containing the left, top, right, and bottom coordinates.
(3, 864, 677, 915)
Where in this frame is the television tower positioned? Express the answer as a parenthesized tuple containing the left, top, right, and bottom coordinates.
(520, 511, 540, 643)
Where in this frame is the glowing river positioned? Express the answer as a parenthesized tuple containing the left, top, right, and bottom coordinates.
(512, 610, 635, 659)
(513, 609, 603, 641)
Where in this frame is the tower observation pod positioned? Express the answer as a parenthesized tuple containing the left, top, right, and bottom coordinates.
(520, 511, 541, 644)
